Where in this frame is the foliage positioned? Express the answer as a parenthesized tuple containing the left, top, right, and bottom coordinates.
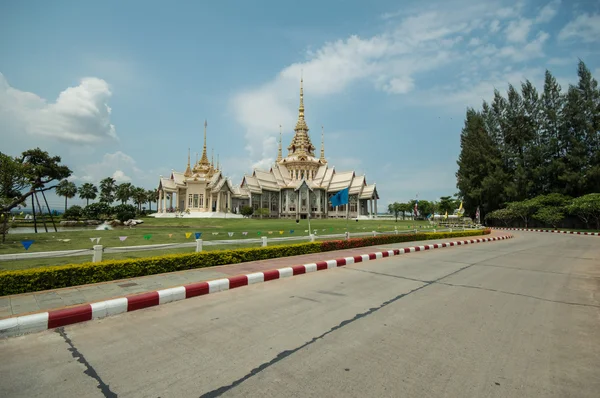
(55, 179, 78, 212)
(131, 187, 148, 212)
(78, 183, 98, 206)
(115, 183, 133, 204)
(62, 205, 84, 220)
(112, 204, 137, 221)
(146, 189, 158, 212)
(568, 193, 600, 229)
(388, 202, 403, 221)
(532, 206, 564, 228)
(83, 202, 113, 220)
(456, 61, 600, 216)
(240, 206, 254, 217)
(505, 199, 539, 228)
(99, 177, 116, 204)
(485, 208, 515, 226)
(0, 229, 490, 295)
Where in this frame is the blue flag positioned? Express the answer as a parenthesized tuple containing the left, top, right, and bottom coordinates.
(21, 240, 34, 250)
(330, 188, 349, 207)
(195, 232, 202, 239)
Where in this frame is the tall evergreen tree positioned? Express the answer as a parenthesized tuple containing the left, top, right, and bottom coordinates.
(540, 70, 564, 194)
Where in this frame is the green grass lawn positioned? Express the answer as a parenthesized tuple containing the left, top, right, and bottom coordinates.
(0, 217, 437, 271)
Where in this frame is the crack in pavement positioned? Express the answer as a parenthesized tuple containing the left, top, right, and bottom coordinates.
(437, 282, 600, 308)
(342, 267, 431, 283)
(199, 263, 475, 398)
(56, 328, 118, 398)
(474, 263, 600, 279)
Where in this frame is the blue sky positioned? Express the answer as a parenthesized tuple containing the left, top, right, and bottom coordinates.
(1, 0, 599, 209)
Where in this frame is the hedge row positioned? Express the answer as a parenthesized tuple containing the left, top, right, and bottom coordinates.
(0, 229, 490, 296)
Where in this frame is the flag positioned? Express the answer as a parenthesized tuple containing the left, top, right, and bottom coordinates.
(119, 236, 127, 242)
(195, 232, 202, 239)
(414, 199, 419, 216)
(475, 206, 480, 222)
(21, 240, 34, 250)
(444, 211, 448, 219)
(143, 234, 152, 240)
(330, 188, 349, 207)
(185, 232, 192, 238)
(458, 201, 464, 215)
(228, 232, 233, 237)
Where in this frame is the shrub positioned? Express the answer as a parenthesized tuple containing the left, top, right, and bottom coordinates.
(0, 229, 490, 296)
(112, 204, 137, 221)
(83, 202, 113, 220)
(240, 206, 254, 217)
(62, 205, 83, 220)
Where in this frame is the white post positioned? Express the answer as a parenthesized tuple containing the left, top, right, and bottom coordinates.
(310, 234, 315, 242)
(372, 230, 377, 237)
(394, 230, 398, 235)
(195, 239, 203, 252)
(93, 245, 103, 262)
(261, 236, 267, 247)
(449, 228, 453, 232)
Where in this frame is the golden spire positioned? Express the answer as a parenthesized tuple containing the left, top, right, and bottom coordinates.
(199, 119, 210, 165)
(195, 152, 198, 165)
(276, 125, 283, 162)
(217, 154, 220, 171)
(320, 126, 327, 163)
(184, 147, 192, 177)
(211, 148, 214, 168)
(298, 72, 305, 121)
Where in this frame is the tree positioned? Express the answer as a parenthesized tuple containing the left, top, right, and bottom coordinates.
(240, 206, 254, 217)
(438, 196, 456, 215)
(78, 183, 98, 206)
(63, 205, 84, 220)
(115, 183, 133, 204)
(131, 187, 147, 212)
(533, 207, 564, 229)
(388, 202, 403, 222)
(506, 199, 538, 228)
(99, 177, 116, 204)
(146, 189, 158, 212)
(55, 180, 78, 213)
(112, 204, 137, 221)
(485, 208, 514, 227)
(568, 193, 600, 229)
(1, 149, 72, 242)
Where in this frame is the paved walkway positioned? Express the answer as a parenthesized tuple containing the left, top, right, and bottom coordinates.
(0, 232, 501, 318)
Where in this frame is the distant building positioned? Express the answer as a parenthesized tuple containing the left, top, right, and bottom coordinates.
(155, 78, 380, 219)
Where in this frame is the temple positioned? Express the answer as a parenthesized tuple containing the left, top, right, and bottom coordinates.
(154, 78, 379, 219)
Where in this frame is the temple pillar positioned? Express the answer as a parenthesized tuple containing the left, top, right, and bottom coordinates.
(216, 191, 221, 212)
(158, 190, 163, 213)
(169, 194, 173, 210)
(297, 190, 300, 219)
(227, 191, 231, 212)
(369, 199, 373, 219)
(374, 197, 378, 218)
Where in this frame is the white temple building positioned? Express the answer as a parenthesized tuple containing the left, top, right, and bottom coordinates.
(154, 78, 379, 219)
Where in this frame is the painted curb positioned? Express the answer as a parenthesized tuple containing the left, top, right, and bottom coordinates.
(0, 234, 513, 338)
(493, 228, 599, 236)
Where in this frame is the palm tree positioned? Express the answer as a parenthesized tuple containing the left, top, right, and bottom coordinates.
(55, 180, 78, 212)
(146, 189, 158, 212)
(132, 187, 147, 212)
(99, 177, 116, 204)
(78, 183, 98, 206)
(115, 183, 133, 204)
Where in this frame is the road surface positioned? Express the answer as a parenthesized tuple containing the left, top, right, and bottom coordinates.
(1, 231, 599, 397)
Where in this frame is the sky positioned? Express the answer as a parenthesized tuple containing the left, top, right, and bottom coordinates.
(1, 0, 599, 210)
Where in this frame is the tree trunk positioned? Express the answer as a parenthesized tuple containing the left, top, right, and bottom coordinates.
(64, 196, 68, 213)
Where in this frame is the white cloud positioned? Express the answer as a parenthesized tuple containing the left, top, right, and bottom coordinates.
(383, 76, 415, 94)
(468, 37, 482, 46)
(535, 0, 561, 23)
(498, 31, 549, 62)
(112, 170, 132, 183)
(558, 13, 600, 43)
(490, 20, 501, 33)
(72, 151, 146, 186)
(0, 73, 117, 144)
(505, 19, 533, 42)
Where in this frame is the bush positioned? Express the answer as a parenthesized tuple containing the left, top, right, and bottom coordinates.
(112, 204, 137, 221)
(62, 205, 83, 220)
(240, 206, 254, 217)
(0, 229, 491, 296)
(83, 202, 113, 220)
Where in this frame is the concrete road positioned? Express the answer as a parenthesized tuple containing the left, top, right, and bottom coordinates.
(1, 232, 599, 398)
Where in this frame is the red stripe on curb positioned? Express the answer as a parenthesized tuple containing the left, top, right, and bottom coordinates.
(382, 251, 389, 257)
(48, 305, 92, 329)
(263, 269, 280, 281)
(336, 258, 347, 266)
(291, 265, 306, 275)
(369, 253, 377, 259)
(352, 255, 363, 263)
(315, 261, 328, 271)
(228, 275, 249, 289)
(394, 249, 400, 255)
(127, 292, 159, 312)
(403, 248, 411, 253)
(185, 282, 209, 298)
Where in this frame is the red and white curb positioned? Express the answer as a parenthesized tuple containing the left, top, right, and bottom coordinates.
(493, 227, 599, 236)
(0, 234, 513, 338)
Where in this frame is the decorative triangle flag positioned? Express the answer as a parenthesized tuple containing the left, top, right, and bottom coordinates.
(212, 232, 219, 235)
(268, 231, 273, 235)
(322, 229, 326, 231)
(96, 237, 101, 243)
(228, 232, 233, 237)
(89, 237, 95, 242)
(242, 231, 248, 235)
(304, 229, 308, 232)
(290, 230, 294, 233)
(21, 240, 34, 250)
(185, 232, 192, 239)
(119, 236, 127, 242)
(143, 234, 152, 240)
(195, 232, 202, 239)
(257, 231, 261, 235)
(168, 234, 173, 238)
(279, 231, 284, 234)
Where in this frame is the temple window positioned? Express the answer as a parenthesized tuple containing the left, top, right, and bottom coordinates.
(188, 194, 193, 208)
(193, 194, 199, 208)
